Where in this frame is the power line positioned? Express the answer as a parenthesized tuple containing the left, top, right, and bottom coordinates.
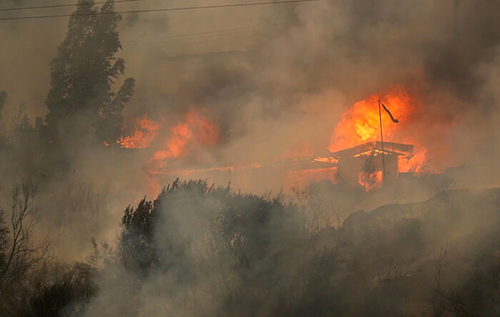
(123, 28, 262, 49)
(0, 0, 319, 22)
(122, 24, 282, 44)
(125, 29, 257, 44)
(0, 0, 144, 13)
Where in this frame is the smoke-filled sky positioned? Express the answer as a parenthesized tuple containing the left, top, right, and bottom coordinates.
(0, 0, 275, 118)
(1, 1, 500, 297)
(5, 2, 500, 315)
(2, 0, 500, 191)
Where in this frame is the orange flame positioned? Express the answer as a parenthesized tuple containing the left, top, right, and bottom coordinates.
(358, 171, 383, 192)
(118, 114, 160, 149)
(399, 145, 427, 173)
(150, 111, 219, 169)
(122, 87, 443, 195)
(151, 162, 262, 176)
(329, 88, 413, 153)
(329, 87, 428, 176)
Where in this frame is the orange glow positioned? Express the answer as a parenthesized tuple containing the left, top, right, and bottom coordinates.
(278, 146, 315, 161)
(150, 111, 219, 169)
(150, 162, 262, 176)
(329, 88, 413, 153)
(118, 114, 159, 149)
(329, 87, 428, 176)
(314, 157, 338, 164)
(399, 145, 427, 173)
(286, 167, 337, 188)
(358, 171, 383, 192)
(147, 175, 161, 198)
(123, 85, 452, 194)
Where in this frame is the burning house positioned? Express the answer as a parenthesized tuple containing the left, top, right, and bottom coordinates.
(112, 86, 438, 194)
(331, 141, 414, 190)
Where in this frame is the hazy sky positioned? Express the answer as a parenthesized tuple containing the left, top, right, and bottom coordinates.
(2, 0, 499, 173)
(0, 0, 274, 120)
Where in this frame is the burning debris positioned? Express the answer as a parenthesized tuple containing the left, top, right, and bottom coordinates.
(5, 0, 500, 315)
(111, 86, 437, 193)
(117, 114, 159, 149)
(149, 110, 219, 170)
(328, 87, 415, 153)
(323, 86, 431, 190)
(331, 141, 414, 191)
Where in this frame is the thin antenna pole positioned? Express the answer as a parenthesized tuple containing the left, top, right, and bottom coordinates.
(379, 100, 386, 184)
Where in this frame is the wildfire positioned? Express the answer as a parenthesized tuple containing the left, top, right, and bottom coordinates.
(151, 162, 262, 176)
(358, 171, 383, 192)
(116, 110, 221, 197)
(330, 87, 427, 172)
(325, 86, 434, 190)
(314, 157, 338, 164)
(329, 88, 414, 153)
(118, 114, 159, 149)
(118, 86, 440, 195)
(398, 145, 427, 173)
(150, 111, 219, 169)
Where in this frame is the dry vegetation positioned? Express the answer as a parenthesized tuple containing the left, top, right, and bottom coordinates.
(1, 178, 500, 316)
(2, 0, 500, 316)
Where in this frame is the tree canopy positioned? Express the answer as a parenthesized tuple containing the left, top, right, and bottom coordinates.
(45, 0, 135, 144)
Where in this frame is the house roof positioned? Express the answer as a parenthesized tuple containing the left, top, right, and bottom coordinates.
(330, 141, 414, 160)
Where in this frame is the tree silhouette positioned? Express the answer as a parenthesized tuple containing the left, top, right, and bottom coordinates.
(118, 179, 304, 283)
(0, 180, 49, 287)
(45, 0, 135, 145)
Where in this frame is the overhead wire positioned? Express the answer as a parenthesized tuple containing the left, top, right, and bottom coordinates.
(122, 29, 266, 52)
(0, 0, 144, 13)
(0, 0, 319, 22)
(121, 24, 283, 44)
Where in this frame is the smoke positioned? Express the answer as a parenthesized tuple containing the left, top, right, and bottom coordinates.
(142, 0, 500, 181)
(2, 0, 500, 314)
(3, 0, 500, 180)
(83, 3, 500, 312)
(1, 0, 498, 249)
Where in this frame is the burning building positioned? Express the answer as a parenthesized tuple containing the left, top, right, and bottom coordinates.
(331, 141, 414, 190)
(113, 85, 442, 195)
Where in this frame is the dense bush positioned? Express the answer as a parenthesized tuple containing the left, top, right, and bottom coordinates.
(3, 179, 500, 317)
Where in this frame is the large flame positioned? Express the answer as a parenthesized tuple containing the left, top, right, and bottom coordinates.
(117, 110, 220, 197)
(118, 86, 437, 196)
(329, 87, 427, 175)
(329, 88, 414, 152)
(399, 145, 427, 173)
(118, 114, 159, 149)
(150, 111, 219, 170)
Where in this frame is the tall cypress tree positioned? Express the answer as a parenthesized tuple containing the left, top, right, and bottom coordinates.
(45, 0, 135, 145)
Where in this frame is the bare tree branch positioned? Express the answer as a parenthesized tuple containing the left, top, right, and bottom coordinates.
(0, 178, 50, 287)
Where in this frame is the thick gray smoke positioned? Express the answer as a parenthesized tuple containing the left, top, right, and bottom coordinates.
(2, 0, 500, 315)
(2, 0, 500, 177)
(115, 0, 500, 185)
